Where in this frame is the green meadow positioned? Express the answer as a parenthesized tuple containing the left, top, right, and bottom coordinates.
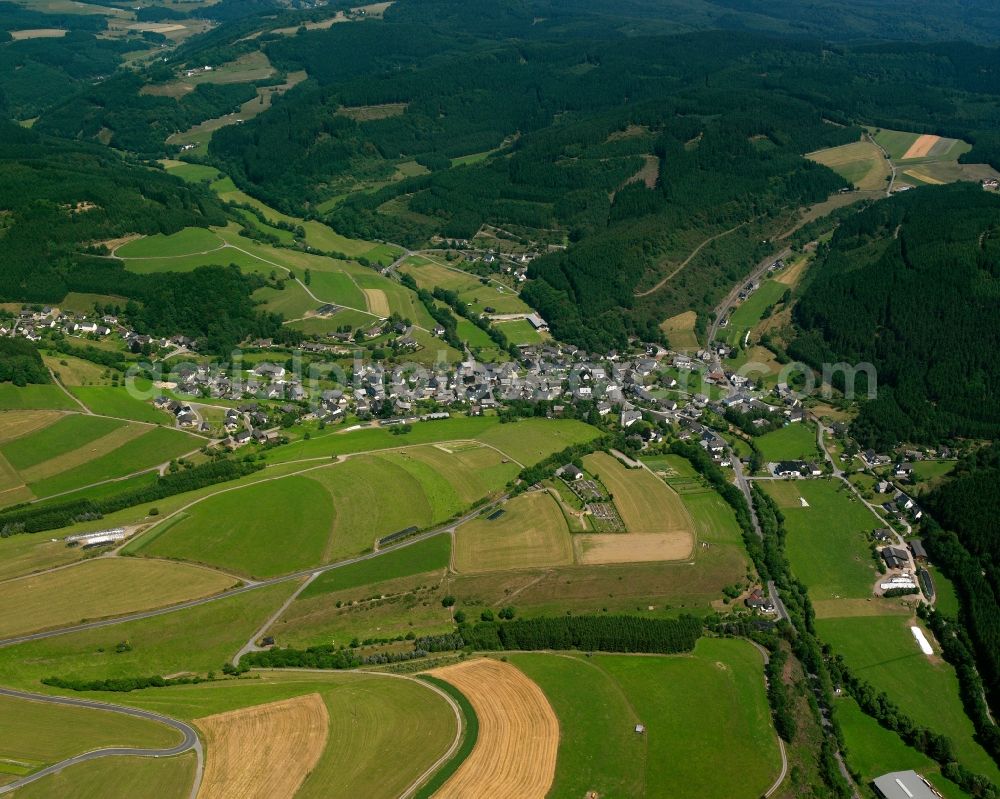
(511, 638, 781, 799)
(819, 614, 1000, 784)
(763, 479, 880, 601)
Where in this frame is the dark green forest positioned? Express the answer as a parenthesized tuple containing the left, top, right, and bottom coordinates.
(0, 122, 288, 352)
(922, 445, 1000, 728)
(791, 184, 1000, 448)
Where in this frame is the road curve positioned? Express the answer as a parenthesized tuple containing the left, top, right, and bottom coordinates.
(0, 687, 203, 798)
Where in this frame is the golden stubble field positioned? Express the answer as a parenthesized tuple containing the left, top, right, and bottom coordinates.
(196, 694, 330, 799)
(430, 658, 559, 799)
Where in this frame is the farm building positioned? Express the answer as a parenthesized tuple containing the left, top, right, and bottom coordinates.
(872, 770, 937, 799)
(881, 547, 909, 570)
(909, 539, 928, 562)
(525, 313, 549, 331)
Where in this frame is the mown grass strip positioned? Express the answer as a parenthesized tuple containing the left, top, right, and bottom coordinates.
(413, 674, 479, 799)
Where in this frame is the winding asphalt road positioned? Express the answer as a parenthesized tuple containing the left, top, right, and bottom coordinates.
(0, 687, 203, 798)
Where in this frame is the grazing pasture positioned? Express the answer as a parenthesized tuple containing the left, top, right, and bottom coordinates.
(0, 581, 298, 689)
(263, 416, 499, 464)
(754, 422, 820, 462)
(836, 698, 969, 799)
(762, 479, 879, 602)
(477, 417, 600, 466)
(0, 532, 86, 581)
(494, 318, 545, 345)
(511, 638, 780, 799)
(454, 491, 573, 573)
(300, 534, 451, 598)
(9, 754, 198, 799)
(115, 227, 223, 258)
(0, 384, 78, 411)
(430, 658, 558, 799)
(28, 426, 196, 498)
(724, 279, 786, 347)
(0, 558, 236, 638)
(196, 694, 329, 799)
(136, 476, 335, 578)
(818, 614, 1000, 783)
(806, 139, 889, 190)
(0, 414, 119, 470)
(69, 386, 172, 423)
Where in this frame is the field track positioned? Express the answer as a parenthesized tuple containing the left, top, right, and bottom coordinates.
(430, 659, 558, 799)
(195, 694, 329, 799)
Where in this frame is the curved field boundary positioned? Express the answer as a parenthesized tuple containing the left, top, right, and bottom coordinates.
(410, 675, 480, 799)
(428, 658, 558, 799)
(0, 686, 202, 798)
(195, 693, 329, 799)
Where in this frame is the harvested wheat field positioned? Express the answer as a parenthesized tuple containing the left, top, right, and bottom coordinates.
(430, 658, 558, 799)
(363, 288, 391, 317)
(901, 134, 940, 159)
(574, 531, 694, 564)
(196, 694, 329, 799)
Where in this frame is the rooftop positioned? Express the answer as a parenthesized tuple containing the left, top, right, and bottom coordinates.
(872, 770, 937, 799)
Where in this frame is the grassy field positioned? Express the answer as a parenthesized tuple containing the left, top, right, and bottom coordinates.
(102, 671, 457, 799)
(583, 452, 692, 534)
(763, 479, 880, 602)
(306, 456, 453, 560)
(0, 558, 236, 638)
(301, 534, 451, 598)
(836, 697, 970, 799)
(724, 280, 786, 347)
(0, 692, 182, 785)
(263, 416, 500, 464)
(510, 638, 780, 799)
(872, 128, 922, 160)
(0, 533, 86, 582)
(0, 580, 297, 689)
(806, 139, 890, 190)
(494, 318, 545, 345)
(476, 418, 600, 466)
(115, 227, 223, 258)
(69, 386, 173, 424)
(136, 476, 335, 578)
(659, 310, 700, 350)
(818, 614, 1000, 783)
(0, 384, 78, 411)
(454, 491, 573, 573)
(0, 414, 120, 471)
(10, 753, 198, 799)
(399, 258, 531, 315)
(136, 442, 512, 578)
(390, 443, 519, 505)
(754, 422, 821, 462)
(29, 426, 196, 498)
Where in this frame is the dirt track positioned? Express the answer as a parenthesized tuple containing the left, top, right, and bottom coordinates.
(196, 693, 329, 799)
(430, 659, 558, 799)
